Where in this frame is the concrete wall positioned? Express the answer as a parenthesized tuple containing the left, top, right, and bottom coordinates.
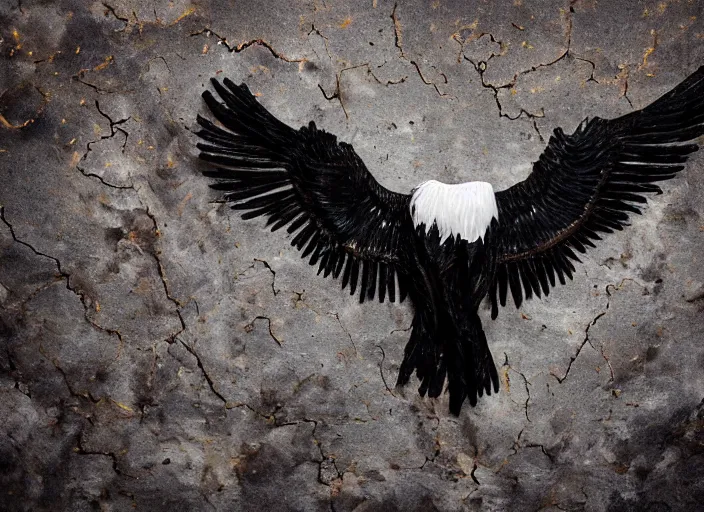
(1, 0, 703, 510)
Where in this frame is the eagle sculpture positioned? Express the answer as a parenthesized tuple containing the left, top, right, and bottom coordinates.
(195, 66, 704, 415)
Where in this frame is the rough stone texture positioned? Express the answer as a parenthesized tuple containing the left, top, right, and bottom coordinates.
(1, 1, 703, 510)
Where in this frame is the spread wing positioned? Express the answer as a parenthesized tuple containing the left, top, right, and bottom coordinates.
(489, 66, 704, 318)
(196, 78, 414, 303)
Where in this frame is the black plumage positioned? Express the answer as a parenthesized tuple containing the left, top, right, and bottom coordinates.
(195, 67, 704, 415)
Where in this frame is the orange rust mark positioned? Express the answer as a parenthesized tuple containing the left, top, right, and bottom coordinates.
(391, 4, 404, 54)
(339, 16, 352, 29)
(69, 151, 81, 167)
(501, 367, 511, 393)
(177, 192, 193, 216)
(451, 19, 480, 44)
(0, 113, 34, 129)
(94, 55, 114, 71)
(171, 6, 196, 26)
(134, 277, 151, 295)
(641, 47, 655, 67)
(613, 463, 629, 474)
(76, 55, 114, 78)
(111, 398, 134, 413)
(639, 30, 658, 71)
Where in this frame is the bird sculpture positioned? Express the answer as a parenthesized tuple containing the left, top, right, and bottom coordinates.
(195, 66, 704, 415)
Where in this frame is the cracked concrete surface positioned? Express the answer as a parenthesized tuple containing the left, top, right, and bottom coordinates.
(1, 1, 703, 510)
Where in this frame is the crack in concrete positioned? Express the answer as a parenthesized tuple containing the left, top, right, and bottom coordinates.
(0, 86, 49, 130)
(550, 279, 638, 384)
(3, 343, 30, 398)
(375, 345, 397, 397)
(102, 3, 129, 32)
(273, 417, 331, 486)
(189, 29, 303, 62)
(94, 100, 130, 139)
(12, 278, 63, 317)
(138, 206, 228, 410)
(366, 63, 408, 87)
(307, 24, 333, 63)
(390, 3, 406, 60)
(408, 60, 452, 98)
(307, 18, 407, 120)
(176, 337, 228, 404)
(318, 64, 363, 119)
(39, 345, 102, 405)
(389, 3, 452, 99)
(141, 205, 188, 322)
(525, 442, 556, 463)
(318, 62, 408, 119)
(245, 315, 283, 346)
(459, 6, 595, 142)
(75, 432, 135, 478)
(470, 461, 480, 485)
(73, 54, 133, 95)
(599, 343, 615, 383)
(478, 5, 575, 91)
(502, 353, 531, 422)
(504, 427, 556, 467)
(254, 258, 279, 296)
(389, 324, 412, 335)
(76, 100, 133, 189)
(0, 206, 124, 348)
(465, 57, 547, 122)
(509, 427, 525, 458)
(551, 308, 607, 384)
(329, 311, 357, 355)
(574, 56, 598, 84)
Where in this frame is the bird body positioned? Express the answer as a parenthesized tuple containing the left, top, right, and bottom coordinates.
(196, 67, 704, 415)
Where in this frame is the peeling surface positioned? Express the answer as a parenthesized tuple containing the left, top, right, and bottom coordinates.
(1, 1, 703, 510)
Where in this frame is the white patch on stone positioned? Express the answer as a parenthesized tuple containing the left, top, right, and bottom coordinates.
(410, 180, 498, 244)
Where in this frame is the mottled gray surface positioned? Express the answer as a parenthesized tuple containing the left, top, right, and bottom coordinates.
(1, 0, 703, 510)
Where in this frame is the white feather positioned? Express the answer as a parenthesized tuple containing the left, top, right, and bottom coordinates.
(410, 180, 498, 244)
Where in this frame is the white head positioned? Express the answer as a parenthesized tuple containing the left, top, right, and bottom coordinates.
(410, 180, 499, 244)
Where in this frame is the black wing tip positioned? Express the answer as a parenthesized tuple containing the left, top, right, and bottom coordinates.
(208, 76, 226, 90)
(209, 76, 253, 99)
(201, 89, 217, 104)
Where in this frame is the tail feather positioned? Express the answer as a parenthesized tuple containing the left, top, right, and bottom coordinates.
(397, 310, 499, 415)
(397, 313, 446, 398)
